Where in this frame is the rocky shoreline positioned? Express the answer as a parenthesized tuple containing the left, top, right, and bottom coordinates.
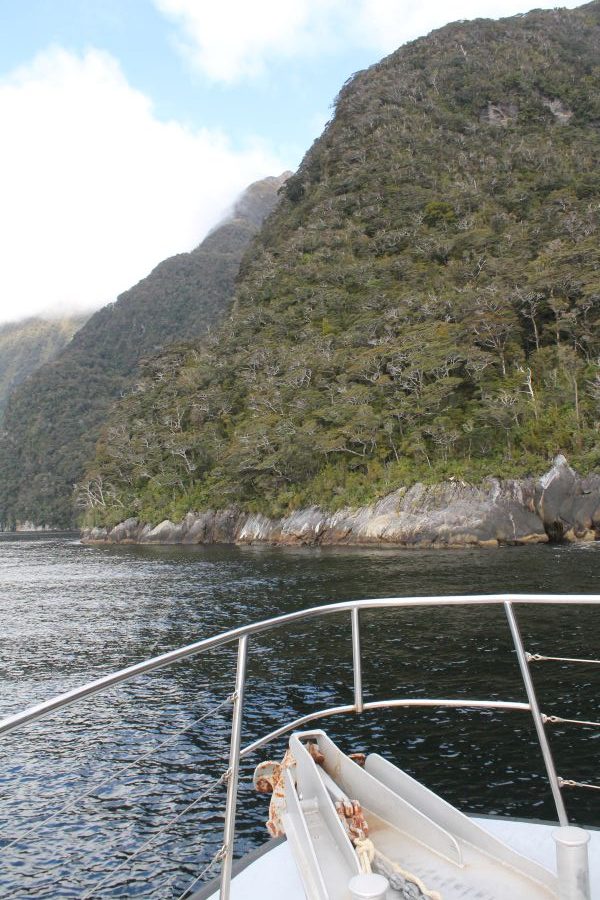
(80, 457, 600, 549)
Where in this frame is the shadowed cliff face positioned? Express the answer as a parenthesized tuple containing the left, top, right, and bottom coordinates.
(80, 3, 600, 532)
(82, 458, 600, 549)
(0, 174, 289, 530)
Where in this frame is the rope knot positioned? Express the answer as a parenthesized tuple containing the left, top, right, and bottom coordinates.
(354, 836, 376, 873)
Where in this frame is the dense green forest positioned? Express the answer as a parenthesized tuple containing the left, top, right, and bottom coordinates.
(79, 2, 600, 529)
(0, 317, 85, 419)
(0, 175, 288, 528)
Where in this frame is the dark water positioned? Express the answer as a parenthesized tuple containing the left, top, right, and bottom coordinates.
(0, 534, 599, 897)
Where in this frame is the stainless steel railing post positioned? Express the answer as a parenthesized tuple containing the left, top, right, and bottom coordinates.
(351, 607, 364, 713)
(504, 601, 568, 825)
(219, 635, 249, 899)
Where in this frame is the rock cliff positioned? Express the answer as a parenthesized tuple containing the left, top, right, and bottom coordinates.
(82, 457, 600, 549)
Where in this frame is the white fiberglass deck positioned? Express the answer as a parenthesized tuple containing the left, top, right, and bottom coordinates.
(206, 819, 600, 900)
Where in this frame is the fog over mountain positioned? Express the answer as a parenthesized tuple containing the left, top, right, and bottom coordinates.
(0, 174, 289, 528)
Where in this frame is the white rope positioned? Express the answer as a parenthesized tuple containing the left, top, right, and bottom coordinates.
(558, 778, 600, 792)
(1, 694, 233, 853)
(543, 714, 600, 729)
(526, 653, 600, 666)
(80, 771, 228, 898)
(354, 836, 375, 874)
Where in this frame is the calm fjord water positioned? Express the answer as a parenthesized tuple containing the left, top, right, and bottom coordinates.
(0, 533, 599, 897)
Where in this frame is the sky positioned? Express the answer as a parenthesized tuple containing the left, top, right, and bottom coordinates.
(0, 0, 586, 325)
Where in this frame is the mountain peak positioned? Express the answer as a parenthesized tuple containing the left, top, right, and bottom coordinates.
(231, 171, 291, 227)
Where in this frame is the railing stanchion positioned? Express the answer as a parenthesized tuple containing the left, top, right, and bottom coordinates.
(504, 601, 568, 826)
(351, 607, 364, 713)
(220, 635, 248, 899)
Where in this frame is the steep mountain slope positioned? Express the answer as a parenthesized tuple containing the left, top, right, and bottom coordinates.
(0, 317, 85, 419)
(85, 2, 600, 529)
(0, 174, 288, 528)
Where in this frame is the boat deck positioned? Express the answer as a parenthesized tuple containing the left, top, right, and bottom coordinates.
(203, 818, 600, 899)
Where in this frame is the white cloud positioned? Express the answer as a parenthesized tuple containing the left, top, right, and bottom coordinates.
(0, 47, 285, 325)
(155, 0, 586, 82)
(155, 0, 339, 82)
(352, 0, 585, 54)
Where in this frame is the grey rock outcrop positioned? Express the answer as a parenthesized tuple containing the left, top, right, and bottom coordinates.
(480, 101, 518, 126)
(234, 479, 547, 548)
(534, 455, 600, 542)
(82, 459, 600, 549)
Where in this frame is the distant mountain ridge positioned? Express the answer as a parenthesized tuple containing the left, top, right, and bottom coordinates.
(81, 2, 600, 531)
(0, 173, 289, 528)
(0, 316, 85, 419)
(60, 174, 290, 375)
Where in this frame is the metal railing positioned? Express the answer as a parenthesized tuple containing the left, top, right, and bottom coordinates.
(0, 593, 599, 898)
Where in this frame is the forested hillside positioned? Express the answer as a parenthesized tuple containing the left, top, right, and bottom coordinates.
(80, 2, 600, 529)
(0, 317, 85, 419)
(0, 175, 288, 528)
